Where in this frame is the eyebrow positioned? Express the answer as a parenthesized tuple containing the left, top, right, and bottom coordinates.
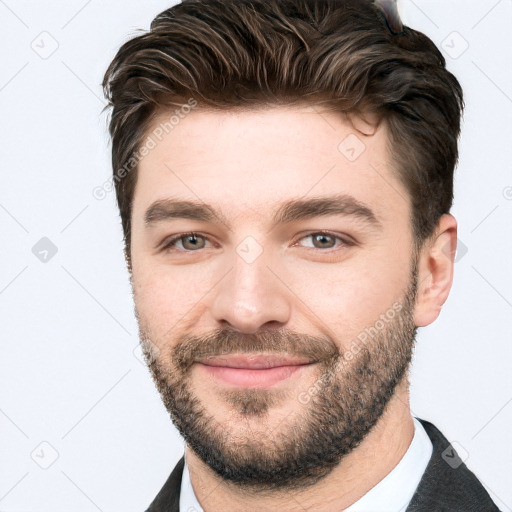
(144, 194, 382, 230)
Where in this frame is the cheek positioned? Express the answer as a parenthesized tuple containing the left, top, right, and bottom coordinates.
(132, 263, 213, 335)
(288, 255, 409, 345)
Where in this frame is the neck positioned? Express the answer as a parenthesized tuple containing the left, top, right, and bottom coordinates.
(185, 381, 414, 512)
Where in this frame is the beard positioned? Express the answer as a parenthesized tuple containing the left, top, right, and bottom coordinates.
(136, 260, 419, 493)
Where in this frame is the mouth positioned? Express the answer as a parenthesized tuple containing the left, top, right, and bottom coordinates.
(195, 354, 316, 388)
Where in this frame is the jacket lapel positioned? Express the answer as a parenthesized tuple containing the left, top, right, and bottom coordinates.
(406, 418, 500, 511)
(146, 455, 184, 512)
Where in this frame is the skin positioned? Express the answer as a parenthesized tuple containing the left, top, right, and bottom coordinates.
(129, 105, 457, 511)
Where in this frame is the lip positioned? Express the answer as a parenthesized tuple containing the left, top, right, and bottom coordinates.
(197, 354, 314, 369)
(195, 354, 315, 388)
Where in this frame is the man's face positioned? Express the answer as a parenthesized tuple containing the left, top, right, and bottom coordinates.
(130, 105, 419, 490)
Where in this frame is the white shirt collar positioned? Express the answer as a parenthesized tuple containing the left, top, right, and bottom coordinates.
(179, 416, 432, 512)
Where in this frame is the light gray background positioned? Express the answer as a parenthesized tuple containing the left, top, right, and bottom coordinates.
(0, 1, 511, 510)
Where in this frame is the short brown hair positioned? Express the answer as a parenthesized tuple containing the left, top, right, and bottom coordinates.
(102, 0, 464, 267)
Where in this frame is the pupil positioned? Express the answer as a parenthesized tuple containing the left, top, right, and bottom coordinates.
(185, 235, 202, 249)
(315, 234, 333, 248)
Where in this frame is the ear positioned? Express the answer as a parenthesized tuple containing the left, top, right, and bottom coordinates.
(414, 213, 458, 327)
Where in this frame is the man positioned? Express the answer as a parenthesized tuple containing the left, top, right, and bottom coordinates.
(102, 0, 501, 510)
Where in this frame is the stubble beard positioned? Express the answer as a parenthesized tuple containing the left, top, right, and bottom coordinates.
(137, 264, 419, 493)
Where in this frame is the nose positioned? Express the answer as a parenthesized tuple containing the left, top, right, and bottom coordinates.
(209, 248, 292, 334)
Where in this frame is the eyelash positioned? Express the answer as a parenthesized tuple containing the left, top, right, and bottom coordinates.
(160, 230, 355, 253)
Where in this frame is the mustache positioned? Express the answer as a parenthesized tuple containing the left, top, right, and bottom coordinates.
(171, 327, 340, 372)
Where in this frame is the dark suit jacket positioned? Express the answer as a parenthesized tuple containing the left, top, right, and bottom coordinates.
(145, 417, 501, 511)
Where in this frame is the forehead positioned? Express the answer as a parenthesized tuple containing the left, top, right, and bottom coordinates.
(132, 105, 409, 228)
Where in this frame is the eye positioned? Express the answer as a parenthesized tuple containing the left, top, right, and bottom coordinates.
(160, 230, 354, 254)
(294, 231, 355, 250)
(161, 232, 213, 252)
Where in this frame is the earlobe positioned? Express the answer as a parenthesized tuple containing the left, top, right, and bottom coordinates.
(413, 214, 458, 327)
